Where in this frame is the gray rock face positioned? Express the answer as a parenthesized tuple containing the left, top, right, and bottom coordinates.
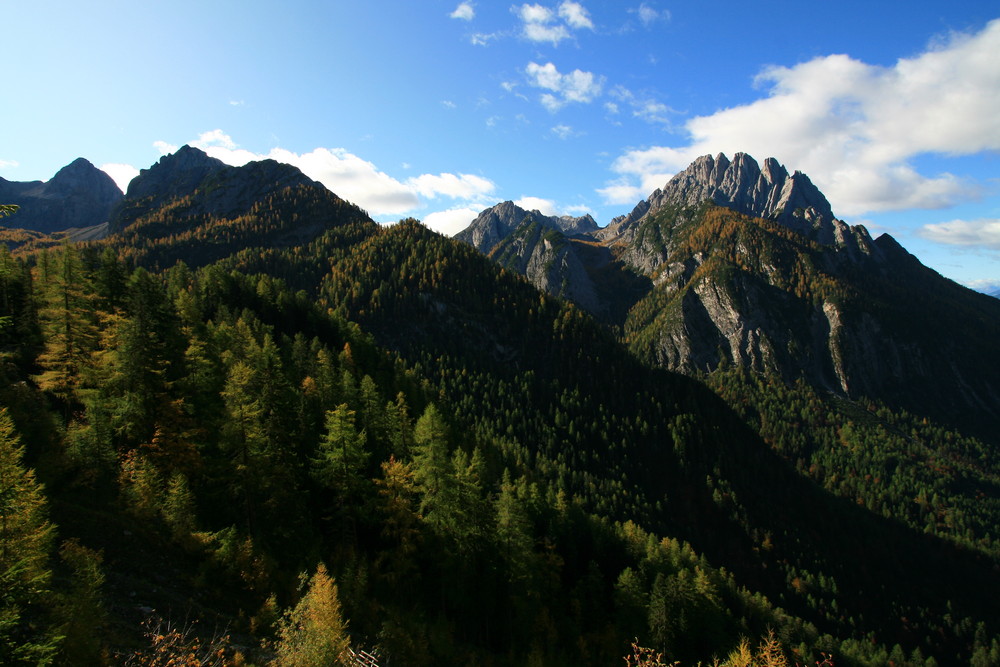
(446, 153, 1000, 431)
(610, 152, 870, 250)
(455, 200, 597, 252)
(454, 201, 601, 313)
(648, 152, 834, 226)
(0, 158, 123, 233)
(489, 220, 601, 313)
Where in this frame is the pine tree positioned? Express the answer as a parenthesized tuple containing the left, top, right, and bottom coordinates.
(312, 404, 368, 492)
(412, 403, 451, 523)
(496, 469, 533, 583)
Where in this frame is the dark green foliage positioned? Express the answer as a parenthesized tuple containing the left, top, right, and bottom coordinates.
(1, 200, 997, 666)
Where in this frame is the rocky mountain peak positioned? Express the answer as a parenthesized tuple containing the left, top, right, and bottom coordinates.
(455, 200, 598, 252)
(0, 158, 123, 233)
(110, 146, 322, 233)
(607, 153, 860, 248)
(124, 145, 228, 200)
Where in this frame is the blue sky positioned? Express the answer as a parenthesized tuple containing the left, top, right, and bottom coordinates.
(3, 1, 999, 290)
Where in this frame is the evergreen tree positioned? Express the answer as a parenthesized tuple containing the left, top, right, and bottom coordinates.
(312, 404, 368, 493)
(34, 245, 98, 407)
(411, 403, 451, 524)
(0, 408, 59, 664)
(374, 456, 421, 587)
(496, 469, 534, 585)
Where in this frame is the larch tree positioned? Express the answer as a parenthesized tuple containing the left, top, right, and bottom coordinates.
(33, 244, 99, 407)
(0, 408, 59, 664)
(270, 563, 351, 667)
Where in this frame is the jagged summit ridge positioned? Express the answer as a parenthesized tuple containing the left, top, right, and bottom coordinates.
(123, 144, 228, 201)
(607, 152, 865, 248)
(110, 145, 324, 233)
(455, 200, 597, 251)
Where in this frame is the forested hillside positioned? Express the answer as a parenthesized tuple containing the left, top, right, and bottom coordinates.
(2, 153, 1000, 666)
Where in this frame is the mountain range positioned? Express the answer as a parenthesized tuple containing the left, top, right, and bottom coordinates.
(0, 158, 122, 234)
(455, 153, 1000, 439)
(2, 146, 1000, 665)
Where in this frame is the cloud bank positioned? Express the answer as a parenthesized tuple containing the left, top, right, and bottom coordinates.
(919, 218, 1000, 251)
(601, 19, 1000, 215)
(143, 131, 497, 233)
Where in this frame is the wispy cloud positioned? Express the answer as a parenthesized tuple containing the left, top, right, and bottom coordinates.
(551, 124, 574, 139)
(471, 32, 499, 46)
(0, 159, 19, 169)
(610, 85, 677, 125)
(632, 3, 669, 27)
(601, 19, 1000, 214)
(918, 218, 1000, 250)
(526, 61, 604, 111)
(450, 2, 475, 20)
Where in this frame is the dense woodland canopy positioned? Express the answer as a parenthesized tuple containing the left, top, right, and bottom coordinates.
(1, 178, 999, 666)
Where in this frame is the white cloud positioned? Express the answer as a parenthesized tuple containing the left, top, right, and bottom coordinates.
(441, 100, 457, 109)
(193, 129, 237, 150)
(516, 2, 591, 44)
(100, 163, 140, 193)
(154, 140, 178, 155)
(424, 206, 481, 236)
(519, 3, 554, 24)
(406, 173, 496, 199)
(602, 19, 1000, 215)
(0, 159, 19, 169)
(610, 85, 676, 125)
(551, 124, 574, 139)
(558, 2, 593, 30)
(524, 22, 569, 45)
(634, 3, 668, 27)
(918, 218, 1000, 250)
(270, 147, 419, 214)
(193, 130, 260, 166)
(564, 203, 594, 216)
(471, 32, 498, 46)
(450, 2, 475, 20)
(597, 173, 671, 205)
(155, 132, 497, 218)
(526, 61, 604, 111)
(514, 196, 559, 216)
